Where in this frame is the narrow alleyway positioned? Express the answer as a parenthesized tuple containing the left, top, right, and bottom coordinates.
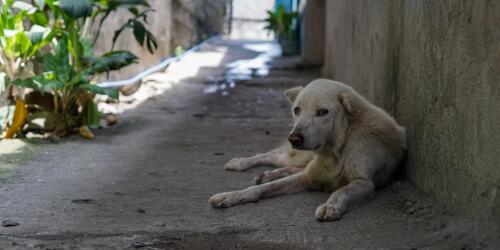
(0, 39, 497, 249)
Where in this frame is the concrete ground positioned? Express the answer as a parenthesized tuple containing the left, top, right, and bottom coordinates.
(0, 39, 498, 250)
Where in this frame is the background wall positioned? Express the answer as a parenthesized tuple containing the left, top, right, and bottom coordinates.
(171, 0, 227, 49)
(230, 0, 275, 40)
(318, 0, 500, 229)
(93, 0, 227, 81)
(92, 0, 173, 80)
(300, 0, 325, 66)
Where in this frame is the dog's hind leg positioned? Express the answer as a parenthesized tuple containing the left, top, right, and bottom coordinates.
(253, 166, 303, 184)
(209, 173, 309, 208)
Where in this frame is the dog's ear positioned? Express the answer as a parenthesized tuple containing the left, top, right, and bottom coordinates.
(284, 87, 302, 103)
(338, 92, 358, 115)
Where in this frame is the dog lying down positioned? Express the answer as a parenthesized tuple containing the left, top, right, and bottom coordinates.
(209, 79, 407, 221)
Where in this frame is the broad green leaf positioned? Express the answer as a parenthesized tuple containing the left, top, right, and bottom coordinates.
(128, 7, 138, 15)
(12, 75, 64, 92)
(42, 39, 71, 83)
(64, 24, 85, 70)
(5, 31, 32, 57)
(130, 19, 156, 53)
(85, 50, 137, 74)
(117, 0, 148, 6)
(11, 11, 26, 30)
(59, 0, 93, 18)
(29, 11, 49, 26)
(3, 0, 15, 7)
(81, 38, 94, 57)
(99, 0, 149, 8)
(28, 27, 61, 57)
(131, 20, 146, 45)
(145, 30, 157, 53)
(79, 83, 118, 99)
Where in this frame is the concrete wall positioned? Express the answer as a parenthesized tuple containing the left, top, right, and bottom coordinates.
(93, 0, 226, 80)
(230, 0, 274, 40)
(300, 0, 325, 65)
(92, 0, 173, 80)
(171, 0, 227, 50)
(320, 0, 500, 229)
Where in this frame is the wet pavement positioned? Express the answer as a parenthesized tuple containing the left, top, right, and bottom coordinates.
(0, 39, 498, 249)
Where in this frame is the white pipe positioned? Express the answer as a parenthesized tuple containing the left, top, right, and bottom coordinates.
(97, 35, 221, 88)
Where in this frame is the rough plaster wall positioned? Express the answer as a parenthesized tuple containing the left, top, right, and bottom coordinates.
(171, 0, 226, 50)
(171, 0, 197, 50)
(322, 0, 500, 229)
(322, 0, 397, 112)
(92, 0, 172, 80)
(92, 0, 226, 81)
(230, 0, 274, 40)
(193, 0, 227, 39)
(300, 0, 325, 65)
(396, 0, 500, 229)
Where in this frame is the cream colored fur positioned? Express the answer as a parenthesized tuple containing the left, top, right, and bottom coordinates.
(209, 79, 407, 221)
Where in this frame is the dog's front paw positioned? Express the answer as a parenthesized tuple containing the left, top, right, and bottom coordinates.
(224, 158, 250, 171)
(315, 203, 344, 222)
(209, 192, 241, 208)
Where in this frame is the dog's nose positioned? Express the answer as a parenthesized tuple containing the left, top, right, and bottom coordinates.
(288, 132, 304, 148)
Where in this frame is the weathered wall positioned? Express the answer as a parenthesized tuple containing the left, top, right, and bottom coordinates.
(321, 0, 500, 229)
(300, 0, 325, 65)
(230, 0, 274, 40)
(171, 0, 227, 49)
(93, 0, 226, 80)
(92, 0, 173, 80)
(322, 0, 398, 112)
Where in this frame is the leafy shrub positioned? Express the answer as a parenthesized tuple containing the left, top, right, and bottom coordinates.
(264, 4, 298, 40)
(0, 0, 158, 138)
(264, 4, 299, 55)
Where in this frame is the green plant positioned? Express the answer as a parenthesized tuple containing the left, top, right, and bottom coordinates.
(0, 0, 59, 89)
(0, 0, 157, 138)
(264, 4, 298, 40)
(89, 0, 158, 53)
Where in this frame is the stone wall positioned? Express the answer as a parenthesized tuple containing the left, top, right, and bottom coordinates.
(319, 0, 500, 229)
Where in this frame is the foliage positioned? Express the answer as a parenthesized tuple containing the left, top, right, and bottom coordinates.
(264, 4, 298, 39)
(0, 0, 158, 138)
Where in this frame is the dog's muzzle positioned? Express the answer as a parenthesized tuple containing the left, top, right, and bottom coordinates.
(288, 132, 304, 149)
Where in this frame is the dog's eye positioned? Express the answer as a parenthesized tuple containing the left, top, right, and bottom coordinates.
(317, 108, 329, 117)
(293, 107, 300, 115)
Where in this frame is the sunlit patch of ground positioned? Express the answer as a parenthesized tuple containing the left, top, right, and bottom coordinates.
(0, 139, 46, 177)
(97, 40, 280, 115)
(98, 43, 229, 115)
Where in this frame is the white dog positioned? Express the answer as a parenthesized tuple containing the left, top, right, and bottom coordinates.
(209, 79, 407, 221)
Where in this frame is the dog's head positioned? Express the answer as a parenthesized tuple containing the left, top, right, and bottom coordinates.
(285, 79, 359, 151)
